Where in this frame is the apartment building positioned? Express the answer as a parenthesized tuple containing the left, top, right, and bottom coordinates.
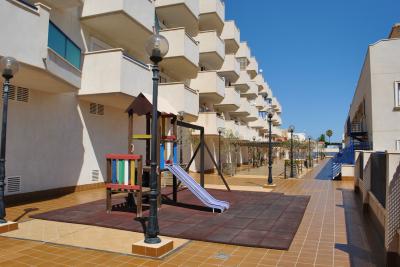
(344, 24, 400, 151)
(0, 0, 283, 195)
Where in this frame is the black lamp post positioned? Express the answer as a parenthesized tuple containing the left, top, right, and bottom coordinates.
(178, 111, 184, 166)
(267, 108, 275, 185)
(0, 57, 19, 224)
(252, 136, 256, 167)
(217, 127, 225, 171)
(144, 33, 169, 244)
(308, 136, 312, 168)
(288, 125, 295, 178)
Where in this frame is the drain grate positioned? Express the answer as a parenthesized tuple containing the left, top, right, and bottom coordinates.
(214, 251, 230, 260)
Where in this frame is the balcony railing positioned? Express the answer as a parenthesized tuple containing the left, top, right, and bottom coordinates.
(48, 21, 81, 69)
(16, 0, 38, 10)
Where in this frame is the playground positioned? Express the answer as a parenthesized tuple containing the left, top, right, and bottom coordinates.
(0, 96, 317, 261)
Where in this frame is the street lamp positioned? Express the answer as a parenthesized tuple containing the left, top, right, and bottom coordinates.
(252, 136, 256, 167)
(144, 33, 169, 244)
(288, 125, 295, 178)
(178, 111, 184, 166)
(217, 127, 225, 172)
(0, 57, 19, 224)
(308, 136, 312, 168)
(267, 107, 275, 185)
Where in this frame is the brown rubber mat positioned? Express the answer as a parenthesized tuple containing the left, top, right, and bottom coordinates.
(31, 189, 309, 250)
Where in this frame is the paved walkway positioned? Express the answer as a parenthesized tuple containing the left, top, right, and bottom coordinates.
(0, 159, 383, 266)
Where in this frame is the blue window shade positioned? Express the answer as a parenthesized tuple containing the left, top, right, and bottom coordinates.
(48, 21, 81, 69)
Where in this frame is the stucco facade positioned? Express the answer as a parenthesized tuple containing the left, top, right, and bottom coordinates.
(0, 0, 284, 194)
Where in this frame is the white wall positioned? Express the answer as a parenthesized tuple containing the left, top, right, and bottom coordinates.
(3, 88, 130, 195)
(370, 39, 400, 151)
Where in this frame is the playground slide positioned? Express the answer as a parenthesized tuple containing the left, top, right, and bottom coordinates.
(166, 164, 230, 212)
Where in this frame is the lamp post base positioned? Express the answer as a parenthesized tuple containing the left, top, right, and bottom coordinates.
(133, 238, 173, 258)
(263, 183, 277, 188)
(144, 236, 162, 244)
(0, 221, 18, 234)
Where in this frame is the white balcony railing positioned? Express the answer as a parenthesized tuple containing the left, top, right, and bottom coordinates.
(247, 57, 258, 79)
(82, 0, 154, 61)
(155, 0, 199, 36)
(0, 1, 81, 92)
(199, 0, 225, 34)
(214, 86, 240, 111)
(159, 83, 199, 121)
(194, 112, 225, 135)
(189, 71, 225, 103)
(80, 49, 152, 107)
(221, 20, 240, 54)
(195, 30, 225, 70)
(241, 81, 258, 99)
(218, 54, 240, 83)
(160, 28, 199, 80)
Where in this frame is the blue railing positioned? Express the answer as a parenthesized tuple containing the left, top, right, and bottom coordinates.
(331, 142, 355, 179)
(48, 21, 81, 69)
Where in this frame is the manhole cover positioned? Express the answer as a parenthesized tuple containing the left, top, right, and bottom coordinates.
(214, 252, 230, 260)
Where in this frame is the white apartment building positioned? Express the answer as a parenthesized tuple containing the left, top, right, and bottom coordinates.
(344, 24, 400, 151)
(0, 0, 283, 195)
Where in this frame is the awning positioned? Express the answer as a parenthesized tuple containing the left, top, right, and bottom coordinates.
(126, 93, 177, 116)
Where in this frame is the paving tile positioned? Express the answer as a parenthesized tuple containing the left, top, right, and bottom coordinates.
(0, 160, 383, 266)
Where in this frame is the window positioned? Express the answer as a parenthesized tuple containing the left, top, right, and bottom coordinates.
(395, 82, 400, 107)
(90, 103, 105, 115)
(48, 21, 81, 69)
(238, 58, 247, 70)
(396, 140, 400, 151)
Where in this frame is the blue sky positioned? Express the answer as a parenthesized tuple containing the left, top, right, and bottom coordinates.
(225, 0, 400, 142)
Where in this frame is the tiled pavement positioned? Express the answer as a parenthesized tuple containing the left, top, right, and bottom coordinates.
(0, 159, 383, 266)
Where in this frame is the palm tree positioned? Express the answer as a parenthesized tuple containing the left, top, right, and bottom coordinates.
(326, 129, 333, 144)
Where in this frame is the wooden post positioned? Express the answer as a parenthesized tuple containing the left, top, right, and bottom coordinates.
(106, 159, 112, 213)
(128, 113, 133, 154)
(136, 157, 143, 217)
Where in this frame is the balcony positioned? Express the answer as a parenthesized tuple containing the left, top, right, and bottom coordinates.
(0, 1, 81, 93)
(189, 71, 225, 104)
(221, 21, 240, 54)
(272, 97, 282, 113)
(79, 49, 152, 108)
(217, 54, 240, 83)
(160, 28, 199, 80)
(81, 0, 154, 62)
(249, 118, 266, 129)
(155, 0, 199, 36)
(272, 113, 282, 126)
(255, 95, 267, 109)
(225, 120, 240, 137)
(159, 83, 199, 121)
(233, 71, 251, 93)
(247, 57, 258, 79)
(214, 86, 240, 111)
(195, 30, 225, 70)
(194, 112, 225, 135)
(240, 81, 258, 99)
(235, 42, 251, 63)
(243, 105, 258, 122)
(229, 97, 250, 117)
(199, 0, 225, 35)
(39, 0, 82, 9)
